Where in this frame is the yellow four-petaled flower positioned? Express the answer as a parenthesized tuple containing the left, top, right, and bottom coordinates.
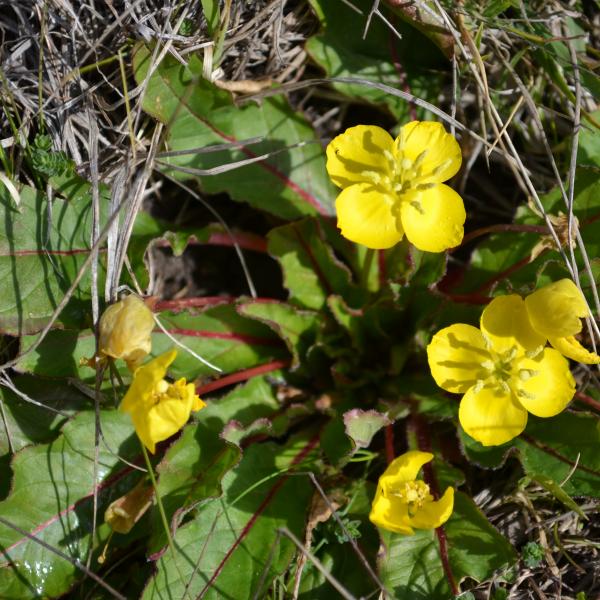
(369, 450, 454, 535)
(427, 295, 576, 446)
(326, 121, 465, 252)
(120, 349, 206, 453)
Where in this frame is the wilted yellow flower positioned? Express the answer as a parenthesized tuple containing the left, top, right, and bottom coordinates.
(428, 296, 575, 446)
(120, 349, 206, 453)
(326, 121, 465, 252)
(105, 480, 154, 534)
(524, 279, 600, 364)
(99, 295, 155, 370)
(369, 451, 454, 535)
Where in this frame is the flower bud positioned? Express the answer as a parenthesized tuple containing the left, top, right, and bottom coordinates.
(99, 295, 155, 370)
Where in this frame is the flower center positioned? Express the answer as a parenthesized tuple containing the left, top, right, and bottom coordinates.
(477, 344, 539, 401)
(150, 379, 182, 405)
(390, 480, 432, 514)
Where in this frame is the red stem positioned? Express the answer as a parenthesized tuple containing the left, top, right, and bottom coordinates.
(575, 390, 600, 413)
(196, 359, 290, 396)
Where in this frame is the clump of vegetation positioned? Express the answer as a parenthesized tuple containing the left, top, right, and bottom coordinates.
(0, 1, 599, 598)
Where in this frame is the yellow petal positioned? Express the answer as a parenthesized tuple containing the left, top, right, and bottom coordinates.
(335, 183, 403, 249)
(369, 484, 414, 535)
(480, 295, 545, 353)
(326, 125, 395, 189)
(549, 336, 600, 364)
(408, 487, 454, 530)
(514, 348, 575, 417)
(525, 279, 589, 339)
(120, 349, 177, 413)
(145, 396, 194, 451)
(395, 121, 462, 183)
(400, 184, 465, 252)
(427, 324, 491, 393)
(379, 450, 433, 487)
(459, 386, 528, 446)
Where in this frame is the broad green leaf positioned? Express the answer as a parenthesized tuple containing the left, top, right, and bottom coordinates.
(461, 412, 600, 498)
(16, 304, 288, 382)
(267, 217, 362, 310)
(133, 45, 335, 220)
(0, 376, 89, 456)
(0, 410, 139, 598)
(142, 435, 319, 599)
(154, 423, 241, 534)
(515, 412, 600, 498)
(379, 492, 516, 600)
(0, 181, 105, 336)
(151, 305, 288, 380)
(152, 376, 287, 536)
(237, 300, 319, 368)
(307, 0, 444, 120)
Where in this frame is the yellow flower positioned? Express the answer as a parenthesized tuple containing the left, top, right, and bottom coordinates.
(524, 279, 600, 364)
(120, 349, 206, 453)
(369, 451, 454, 535)
(326, 121, 465, 252)
(428, 296, 575, 446)
(99, 295, 155, 370)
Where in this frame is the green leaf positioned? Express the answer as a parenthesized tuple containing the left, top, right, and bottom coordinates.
(142, 435, 319, 599)
(461, 412, 600, 498)
(0, 376, 89, 456)
(0, 181, 105, 335)
(154, 423, 240, 533)
(307, 0, 445, 120)
(237, 300, 319, 368)
(0, 410, 139, 598)
(133, 45, 335, 220)
(267, 217, 362, 310)
(200, 0, 219, 34)
(515, 412, 600, 498)
(16, 304, 288, 382)
(378, 492, 516, 600)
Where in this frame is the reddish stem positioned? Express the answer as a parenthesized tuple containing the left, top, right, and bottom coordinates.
(575, 390, 600, 413)
(196, 359, 290, 396)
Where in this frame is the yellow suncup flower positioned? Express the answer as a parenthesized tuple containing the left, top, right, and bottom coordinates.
(99, 295, 155, 370)
(120, 349, 206, 453)
(524, 279, 600, 364)
(326, 121, 465, 252)
(369, 451, 454, 535)
(428, 297, 575, 446)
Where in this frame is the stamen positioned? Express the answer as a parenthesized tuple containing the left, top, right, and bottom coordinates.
(410, 200, 424, 214)
(517, 389, 537, 400)
(416, 183, 436, 191)
(431, 158, 452, 176)
(518, 369, 538, 381)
